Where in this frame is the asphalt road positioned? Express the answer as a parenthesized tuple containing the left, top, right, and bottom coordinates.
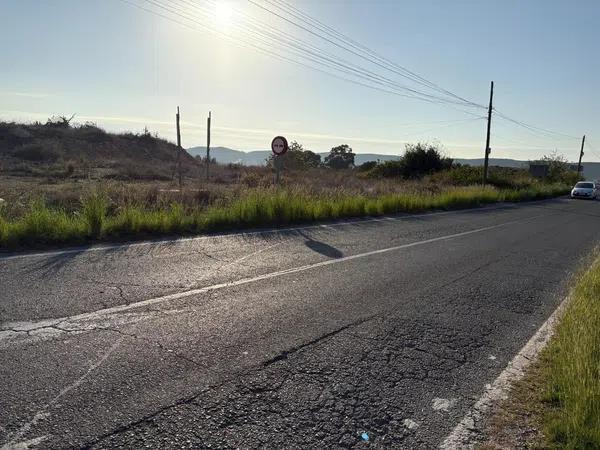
(1, 198, 600, 449)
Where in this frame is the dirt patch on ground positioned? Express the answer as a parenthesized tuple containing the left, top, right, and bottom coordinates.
(477, 357, 550, 450)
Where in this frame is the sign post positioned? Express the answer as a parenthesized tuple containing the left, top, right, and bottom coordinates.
(271, 136, 288, 185)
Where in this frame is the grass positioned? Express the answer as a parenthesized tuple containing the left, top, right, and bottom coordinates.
(539, 250, 600, 448)
(0, 183, 569, 250)
(479, 249, 600, 450)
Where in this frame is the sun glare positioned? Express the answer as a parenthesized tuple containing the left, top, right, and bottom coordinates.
(214, 1, 234, 26)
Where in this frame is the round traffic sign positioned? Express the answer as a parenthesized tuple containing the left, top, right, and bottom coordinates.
(271, 136, 288, 156)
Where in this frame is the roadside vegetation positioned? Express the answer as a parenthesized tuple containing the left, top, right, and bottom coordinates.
(539, 251, 600, 448)
(480, 250, 600, 449)
(0, 183, 569, 248)
(0, 120, 578, 249)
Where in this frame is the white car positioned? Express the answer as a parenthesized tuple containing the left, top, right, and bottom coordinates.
(571, 181, 599, 199)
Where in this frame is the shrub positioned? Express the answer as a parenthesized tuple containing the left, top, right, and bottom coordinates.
(357, 161, 378, 172)
(401, 142, 452, 178)
(366, 143, 451, 179)
(368, 160, 405, 178)
(12, 143, 59, 162)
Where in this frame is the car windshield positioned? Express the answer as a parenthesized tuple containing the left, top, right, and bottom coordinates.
(575, 182, 594, 189)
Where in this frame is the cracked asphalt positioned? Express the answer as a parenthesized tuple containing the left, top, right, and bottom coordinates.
(1, 198, 600, 449)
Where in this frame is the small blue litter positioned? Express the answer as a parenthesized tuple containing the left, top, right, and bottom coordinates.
(361, 432, 369, 442)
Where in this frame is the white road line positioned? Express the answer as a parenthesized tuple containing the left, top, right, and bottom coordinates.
(0, 338, 124, 450)
(439, 295, 569, 449)
(0, 203, 524, 261)
(0, 214, 544, 339)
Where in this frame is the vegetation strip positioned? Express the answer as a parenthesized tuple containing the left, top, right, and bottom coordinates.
(478, 249, 600, 449)
(0, 185, 569, 249)
(535, 250, 600, 448)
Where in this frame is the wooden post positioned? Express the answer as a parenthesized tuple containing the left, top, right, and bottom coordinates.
(175, 106, 183, 188)
(206, 111, 211, 181)
(483, 81, 494, 186)
(577, 135, 585, 179)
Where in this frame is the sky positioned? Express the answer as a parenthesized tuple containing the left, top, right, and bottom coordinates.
(1, 0, 599, 161)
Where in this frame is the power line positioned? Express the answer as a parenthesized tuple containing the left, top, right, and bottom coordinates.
(250, 0, 580, 150)
(263, 0, 486, 109)
(120, 0, 483, 110)
(175, 0, 482, 108)
(247, 0, 486, 110)
(121, 0, 580, 150)
(493, 109, 580, 141)
(129, 0, 487, 115)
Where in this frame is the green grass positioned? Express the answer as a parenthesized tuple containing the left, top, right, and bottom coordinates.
(0, 183, 570, 249)
(81, 191, 108, 238)
(538, 250, 600, 449)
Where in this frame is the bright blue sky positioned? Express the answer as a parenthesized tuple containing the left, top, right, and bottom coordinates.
(1, 0, 599, 161)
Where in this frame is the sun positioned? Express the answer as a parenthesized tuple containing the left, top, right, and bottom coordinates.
(214, 1, 234, 26)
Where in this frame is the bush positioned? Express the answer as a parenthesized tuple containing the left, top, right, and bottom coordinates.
(367, 159, 405, 178)
(357, 161, 378, 172)
(12, 144, 59, 162)
(401, 142, 452, 178)
(366, 143, 451, 179)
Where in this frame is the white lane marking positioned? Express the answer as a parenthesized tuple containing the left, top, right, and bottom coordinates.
(0, 203, 524, 261)
(0, 338, 124, 449)
(1, 436, 48, 450)
(439, 295, 569, 449)
(0, 214, 545, 342)
(432, 398, 456, 412)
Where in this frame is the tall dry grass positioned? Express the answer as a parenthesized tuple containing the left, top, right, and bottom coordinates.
(541, 250, 600, 448)
(0, 183, 569, 249)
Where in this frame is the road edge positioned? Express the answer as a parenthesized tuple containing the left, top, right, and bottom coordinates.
(439, 294, 570, 449)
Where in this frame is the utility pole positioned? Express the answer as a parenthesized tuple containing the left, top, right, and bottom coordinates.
(176, 106, 182, 188)
(577, 135, 585, 179)
(206, 111, 211, 181)
(483, 81, 494, 186)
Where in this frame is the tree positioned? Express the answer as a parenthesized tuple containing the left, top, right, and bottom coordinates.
(401, 142, 452, 178)
(325, 144, 354, 169)
(540, 151, 579, 184)
(267, 141, 321, 170)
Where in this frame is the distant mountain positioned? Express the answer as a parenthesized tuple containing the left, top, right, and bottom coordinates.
(454, 158, 528, 168)
(187, 146, 600, 180)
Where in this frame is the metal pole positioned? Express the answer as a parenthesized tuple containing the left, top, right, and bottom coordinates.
(275, 156, 281, 185)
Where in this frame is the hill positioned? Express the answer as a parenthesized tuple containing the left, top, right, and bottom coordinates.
(0, 120, 197, 180)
